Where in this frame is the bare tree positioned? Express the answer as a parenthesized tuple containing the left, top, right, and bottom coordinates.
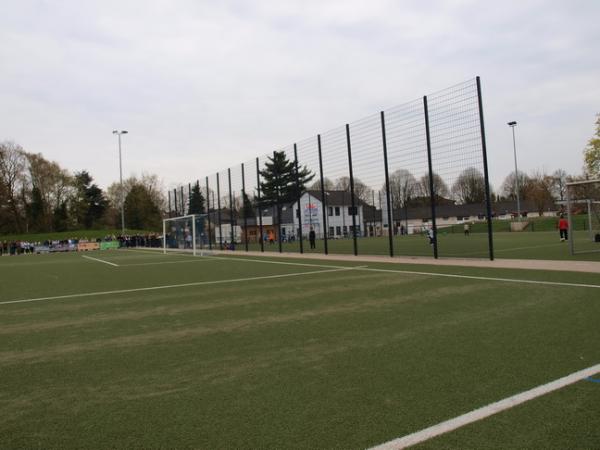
(386, 169, 419, 209)
(334, 176, 370, 202)
(0, 141, 27, 232)
(500, 170, 531, 201)
(310, 177, 334, 191)
(525, 170, 555, 215)
(550, 169, 568, 201)
(452, 167, 486, 204)
(420, 172, 450, 201)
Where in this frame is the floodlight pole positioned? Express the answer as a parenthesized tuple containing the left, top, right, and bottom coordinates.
(112, 130, 128, 234)
(508, 121, 521, 221)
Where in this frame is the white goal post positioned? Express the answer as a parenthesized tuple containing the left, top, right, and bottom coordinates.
(566, 179, 600, 255)
(163, 214, 212, 256)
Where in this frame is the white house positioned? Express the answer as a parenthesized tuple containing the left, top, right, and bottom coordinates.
(283, 190, 366, 239)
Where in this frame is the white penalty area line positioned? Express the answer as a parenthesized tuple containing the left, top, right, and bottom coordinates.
(0, 265, 366, 306)
(213, 256, 600, 290)
(369, 363, 600, 450)
(81, 255, 119, 267)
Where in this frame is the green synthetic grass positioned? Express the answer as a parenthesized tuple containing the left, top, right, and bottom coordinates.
(0, 250, 598, 449)
(237, 230, 600, 261)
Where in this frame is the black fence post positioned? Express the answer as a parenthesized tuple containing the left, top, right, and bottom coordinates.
(188, 183, 192, 213)
(294, 144, 304, 254)
(178, 186, 183, 215)
(256, 157, 264, 252)
(228, 168, 235, 247)
(274, 151, 283, 253)
(173, 188, 178, 216)
(381, 111, 394, 257)
(241, 163, 249, 252)
(476, 76, 495, 261)
(317, 135, 328, 255)
(423, 96, 439, 259)
(346, 124, 358, 256)
(167, 190, 172, 218)
(206, 176, 212, 250)
(216, 172, 223, 250)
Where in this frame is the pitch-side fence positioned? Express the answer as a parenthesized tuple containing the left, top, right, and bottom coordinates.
(167, 77, 494, 260)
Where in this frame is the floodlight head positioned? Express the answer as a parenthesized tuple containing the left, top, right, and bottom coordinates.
(122, 130, 128, 134)
(112, 130, 118, 134)
(507, 121, 517, 127)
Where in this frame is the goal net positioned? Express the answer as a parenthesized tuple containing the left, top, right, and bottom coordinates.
(163, 214, 213, 256)
(566, 179, 600, 255)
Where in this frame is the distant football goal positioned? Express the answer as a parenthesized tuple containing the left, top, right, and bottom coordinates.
(566, 179, 600, 255)
(163, 214, 212, 256)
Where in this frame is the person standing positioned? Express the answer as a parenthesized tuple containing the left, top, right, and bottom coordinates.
(309, 227, 316, 250)
(464, 223, 470, 236)
(558, 214, 569, 242)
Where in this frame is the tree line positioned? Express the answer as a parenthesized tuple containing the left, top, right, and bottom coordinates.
(0, 141, 166, 235)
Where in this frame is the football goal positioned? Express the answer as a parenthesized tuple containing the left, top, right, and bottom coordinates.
(163, 214, 212, 256)
(566, 179, 600, 255)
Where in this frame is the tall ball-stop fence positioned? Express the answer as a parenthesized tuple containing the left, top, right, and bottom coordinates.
(167, 77, 494, 260)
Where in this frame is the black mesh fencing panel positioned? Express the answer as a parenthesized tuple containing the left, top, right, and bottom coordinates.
(170, 77, 493, 260)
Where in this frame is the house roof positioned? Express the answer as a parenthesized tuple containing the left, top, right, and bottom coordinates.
(304, 190, 369, 207)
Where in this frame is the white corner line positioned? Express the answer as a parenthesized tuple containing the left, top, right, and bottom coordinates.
(0, 266, 361, 306)
(368, 363, 600, 450)
(81, 255, 119, 267)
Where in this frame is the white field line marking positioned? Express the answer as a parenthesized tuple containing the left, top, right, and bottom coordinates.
(213, 256, 600, 290)
(208, 255, 354, 270)
(120, 259, 214, 267)
(81, 255, 119, 267)
(369, 363, 600, 450)
(0, 266, 364, 306)
(357, 267, 600, 289)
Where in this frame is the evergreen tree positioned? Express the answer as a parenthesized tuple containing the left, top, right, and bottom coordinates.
(27, 186, 45, 232)
(188, 182, 205, 214)
(258, 151, 314, 207)
(52, 202, 69, 231)
(242, 191, 254, 218)
(124, 183, 162, 230)
(72, 171, 108, 228)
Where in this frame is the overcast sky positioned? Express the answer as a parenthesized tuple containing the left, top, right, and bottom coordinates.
(1, 0, 599, 193)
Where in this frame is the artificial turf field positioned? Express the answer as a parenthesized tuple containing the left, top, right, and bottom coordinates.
(240, 230, 600, 262)
(0, 249, 599, 449)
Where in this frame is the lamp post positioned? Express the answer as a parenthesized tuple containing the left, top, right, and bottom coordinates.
(112, 130, 128, 234)
(507, 121, 521, 221)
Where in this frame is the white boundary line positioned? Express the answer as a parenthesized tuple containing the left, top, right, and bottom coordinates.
(357, 267, 600, 290)
(0, 266, 364, 306)
(81, 255, 119, 267)
(212, 256, 600, 290)
(369, 363, 600, 450)
(121, 259, 214, 267)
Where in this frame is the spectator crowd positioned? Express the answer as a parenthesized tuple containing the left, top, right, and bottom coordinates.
(0, 233, 163, 256)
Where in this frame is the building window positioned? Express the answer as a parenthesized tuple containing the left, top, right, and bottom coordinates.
(328, 207, 333, 216)
(329, 226, 334, 237)
(348, 206, 357, 216)
(336, 226, 341, 236)
(335, 207, 340, 216)
(343, 225, 348, 236)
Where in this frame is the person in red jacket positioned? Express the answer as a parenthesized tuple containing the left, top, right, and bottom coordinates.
(558, 214, 569, 242)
